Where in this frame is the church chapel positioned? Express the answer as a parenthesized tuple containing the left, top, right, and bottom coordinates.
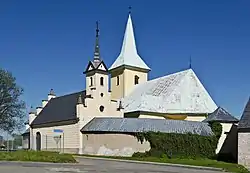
(22, 11, 239, 158)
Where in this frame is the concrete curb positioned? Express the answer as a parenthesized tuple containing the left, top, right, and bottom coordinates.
(74, 156, 223, 172)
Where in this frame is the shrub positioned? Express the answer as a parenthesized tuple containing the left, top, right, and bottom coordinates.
(133, 122, 222, 159)
(209, 121, 222, 140)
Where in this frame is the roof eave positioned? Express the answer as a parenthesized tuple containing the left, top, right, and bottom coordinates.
(109, 64, 151, 73)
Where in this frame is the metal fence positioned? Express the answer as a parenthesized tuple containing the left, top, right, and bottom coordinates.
(29, 134, 65, 153)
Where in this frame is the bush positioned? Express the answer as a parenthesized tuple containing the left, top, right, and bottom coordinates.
(133, 122, 222, 159)
(0, 150, 76, 163)
(209, 121, 222, 140)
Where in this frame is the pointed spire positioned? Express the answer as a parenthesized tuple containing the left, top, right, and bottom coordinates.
(109, 10, 150, 71)
(93, 21, 101, 62)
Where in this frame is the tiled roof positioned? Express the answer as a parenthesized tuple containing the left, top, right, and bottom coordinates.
(121, 69, 217, 114)
(203, 107, 239, 123)
(31, 90, 87, 126)
(109, 14, 150, 71)
(238, 99, 250, 129)
(81, 117, 213, 136)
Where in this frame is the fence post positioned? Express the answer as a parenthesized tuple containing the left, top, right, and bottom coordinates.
(46, 135, 47, 150)
(62, 133, 64, 153)
(59, 135, 61, 153)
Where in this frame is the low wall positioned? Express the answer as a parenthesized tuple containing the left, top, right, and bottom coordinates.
(238, 132, 250, 168)
(81, 133, 150, 156)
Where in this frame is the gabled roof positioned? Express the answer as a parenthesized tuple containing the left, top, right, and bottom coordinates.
(81, 117, 213, 136)
(121, 69, 217, 114)
(31, 90, 86, 127)
(238, 98, 250, 129)
(203, 107, 239, 123)
(84, 60, 108, 74)
(109, 14, 150, 71)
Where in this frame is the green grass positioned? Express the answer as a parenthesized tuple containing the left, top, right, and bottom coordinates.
(0, 150, 76, 163)
(76, 154, 249, 173)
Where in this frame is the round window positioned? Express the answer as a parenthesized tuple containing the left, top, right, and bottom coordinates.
(99, 106, 104, 112)
(100, 93, 104, 97)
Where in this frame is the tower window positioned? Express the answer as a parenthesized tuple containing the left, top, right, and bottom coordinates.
(90, 77, 93, 86)
(134, 75, 139, 85)
(100, 77, 104, 86)
(117, 76, 119, 86)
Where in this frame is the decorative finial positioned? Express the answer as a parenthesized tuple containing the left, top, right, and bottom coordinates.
(29, 105, 35, 114)
(77, 94, 83, 104)
(96, 21, 99, 37)
(189, 55, 192, 69)
(49, 89, 55, 95)
(94, 21, 101, 60)
(128, 6, 132, 14)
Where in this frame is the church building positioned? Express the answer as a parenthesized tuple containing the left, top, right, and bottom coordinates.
(22, 11, 238, 158)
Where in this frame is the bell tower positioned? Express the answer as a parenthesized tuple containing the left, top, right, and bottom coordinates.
(109, 10, 150, 100)
(83, 22, 109, 98)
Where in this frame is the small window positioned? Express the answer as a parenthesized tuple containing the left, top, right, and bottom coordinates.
(90, 77, 93, 86)
(100, 93, 104, 97)
(100, 77, 104, 86)
(134, 75, 139, 85)
(116, 76, 119, 86)
(99, 105, 104, 112)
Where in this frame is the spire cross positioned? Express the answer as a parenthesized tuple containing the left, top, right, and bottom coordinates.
(96, 21, 99, 37)
(128, 6, 132, 14)
(189, 55, 192, 69)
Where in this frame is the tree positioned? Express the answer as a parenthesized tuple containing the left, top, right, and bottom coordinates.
(0, 68, 25, 132)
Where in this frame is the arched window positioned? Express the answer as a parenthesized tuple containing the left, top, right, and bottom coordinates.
(134, 75, 139, 85)
(100, 77, 104, 86)
(90, 77, 93, 86)
(116, 76, 119, 86)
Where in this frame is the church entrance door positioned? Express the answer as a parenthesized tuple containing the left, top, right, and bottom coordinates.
(36, 132, 41, 151)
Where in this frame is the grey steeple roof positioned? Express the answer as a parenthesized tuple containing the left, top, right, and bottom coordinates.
(238, 98, 250, 129)
(203, 107, 239, 123)
(92, 21, 101, 66)
(84, 21, 108, 74)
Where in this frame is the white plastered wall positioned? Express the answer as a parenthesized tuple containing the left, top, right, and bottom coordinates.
(238, 132, 250, 168)
(216, 123, 233, 154)
(31, 123, 79, 153)
(82, 133, 150, 156)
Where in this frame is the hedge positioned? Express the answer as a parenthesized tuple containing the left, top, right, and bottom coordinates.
(133, 122, 222, 159)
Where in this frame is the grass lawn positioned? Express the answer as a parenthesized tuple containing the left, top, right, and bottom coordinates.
(0, 150, 76, 163)
(77, 154, 249, 173)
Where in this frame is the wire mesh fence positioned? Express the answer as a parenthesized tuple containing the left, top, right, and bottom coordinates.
(29, 134, 65, 153)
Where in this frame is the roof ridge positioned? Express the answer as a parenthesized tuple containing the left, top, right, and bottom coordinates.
(52, 90, 86, 100)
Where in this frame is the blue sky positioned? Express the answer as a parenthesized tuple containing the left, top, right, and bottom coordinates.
(1, 0, 250, 119)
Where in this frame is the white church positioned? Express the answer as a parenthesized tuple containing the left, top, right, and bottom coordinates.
(22, 11, 249, 167)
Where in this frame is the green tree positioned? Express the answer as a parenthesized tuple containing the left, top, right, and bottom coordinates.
(0, 68, 25, 132)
